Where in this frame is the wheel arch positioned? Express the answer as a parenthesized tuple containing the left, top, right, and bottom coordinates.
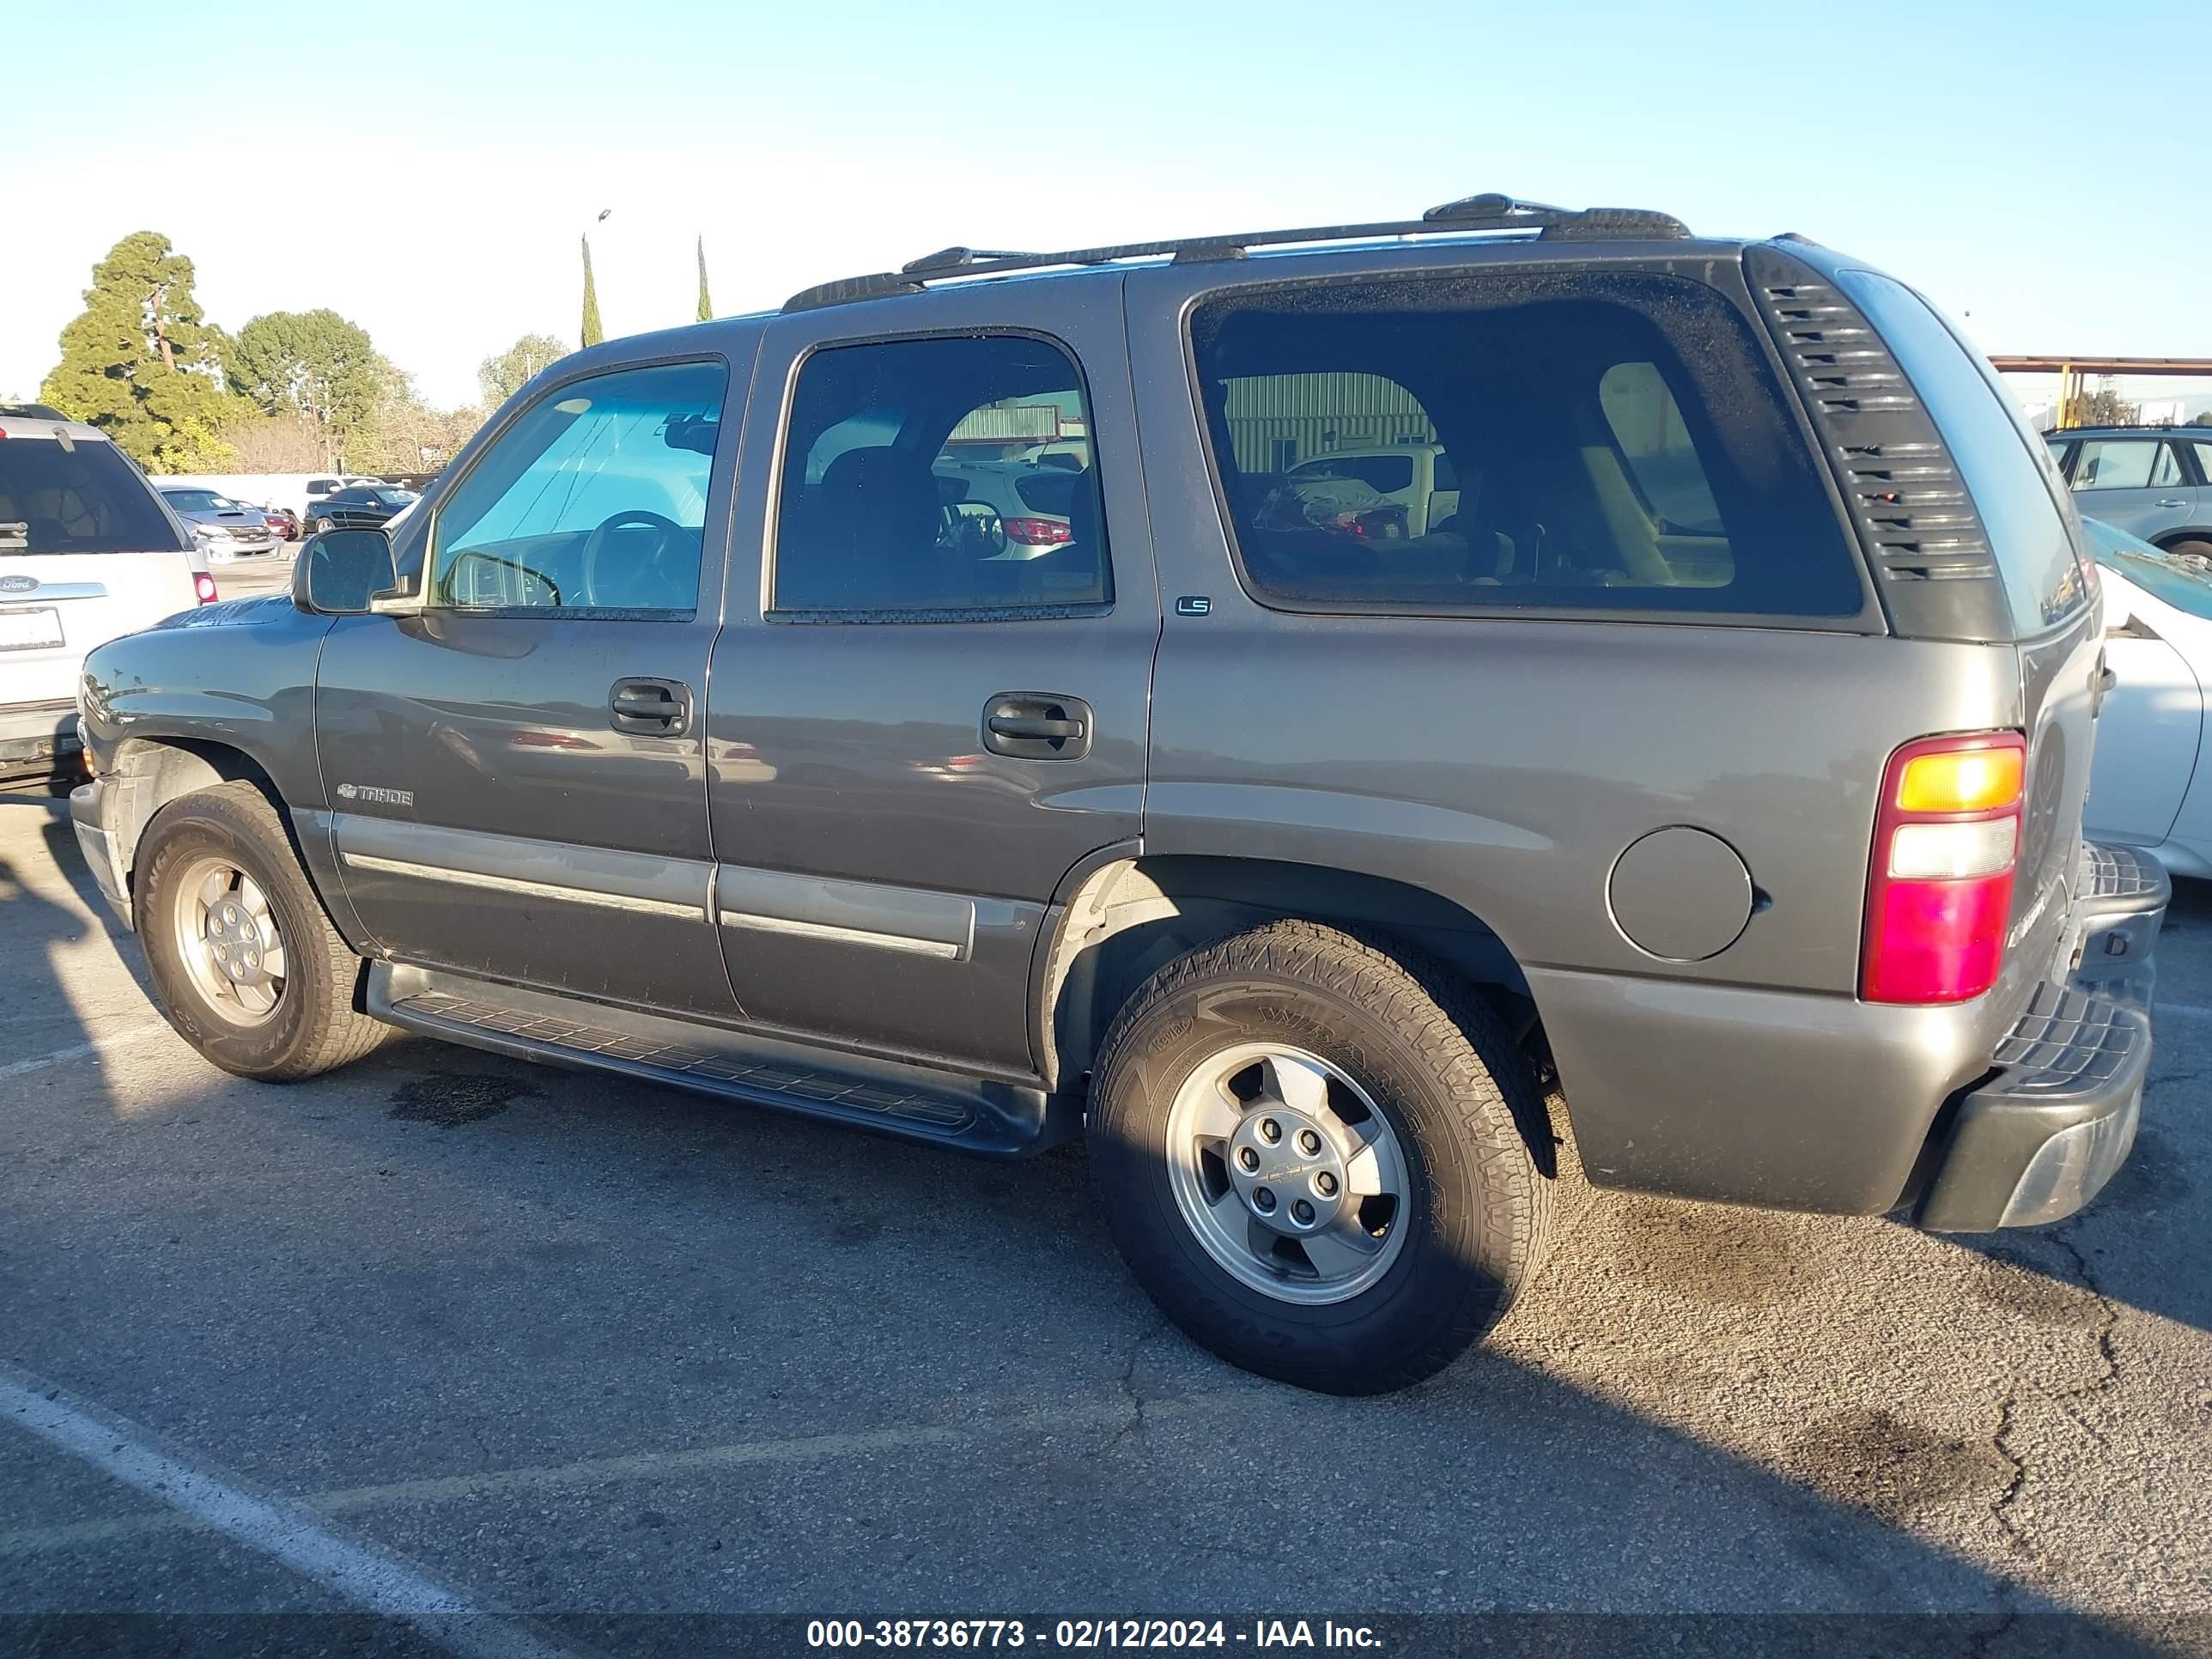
(102, 737, 366, 948)
(1033, 850, 1544, 1097)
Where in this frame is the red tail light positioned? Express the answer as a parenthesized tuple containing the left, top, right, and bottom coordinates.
(1861, 732, 2027, 1004)
(1002, 516, 1073, 546)
(194, 573, 219, 604)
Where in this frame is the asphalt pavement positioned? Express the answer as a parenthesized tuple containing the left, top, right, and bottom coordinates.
(0, 680, 2208, 1655)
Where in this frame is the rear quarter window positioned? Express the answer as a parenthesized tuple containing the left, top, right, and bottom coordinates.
(1834, 270, 2087, 637)
(1188, 270, 1863, 619)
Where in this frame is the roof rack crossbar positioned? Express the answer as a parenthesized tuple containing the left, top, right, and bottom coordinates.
(782, 195, 1690, 312)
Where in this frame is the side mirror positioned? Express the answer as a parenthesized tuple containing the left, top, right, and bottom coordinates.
(293, 528, 397, 616)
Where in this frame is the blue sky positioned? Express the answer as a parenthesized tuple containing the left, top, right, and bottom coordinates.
(3, 0, 2206, 413)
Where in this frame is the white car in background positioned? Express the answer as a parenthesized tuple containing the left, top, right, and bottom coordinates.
(2085, 515, 2212, 878)
(1282, 443, 1461, 537)
(0, 404, 216, 781)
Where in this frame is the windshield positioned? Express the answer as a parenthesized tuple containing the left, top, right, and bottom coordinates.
(161, 489, 240, 512)
(2086, 516, 2212, 621)
(375, 488, 419, 506)
(0, 437, 191, 555)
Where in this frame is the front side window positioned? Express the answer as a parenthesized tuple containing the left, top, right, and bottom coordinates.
(773, 334, 1109, 616)
(429, 361, 724, 613)
(1190, 273, 1860, 617)
(2072, 441, 2158, 492)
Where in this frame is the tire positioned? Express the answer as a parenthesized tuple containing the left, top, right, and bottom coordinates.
(313, 517, 333, 533)
(2164, 538, 2212, 567)
(1088, 919, 1553, 1395)
(136, 781, 388, 1081)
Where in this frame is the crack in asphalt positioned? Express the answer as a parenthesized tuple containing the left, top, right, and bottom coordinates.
(1097, 1319, 1171, 1460)
(1986, 1223, 2125, 1568)
(1963, 1601, 2023, 1659)
(1989, 1389, 2030, 1554)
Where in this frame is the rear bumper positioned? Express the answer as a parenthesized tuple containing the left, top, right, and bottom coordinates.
(1915, 842, 2165, 1231)
(0, 699, 80, 774)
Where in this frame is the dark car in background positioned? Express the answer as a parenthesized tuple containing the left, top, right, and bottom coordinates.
(308, 485, 419, 532)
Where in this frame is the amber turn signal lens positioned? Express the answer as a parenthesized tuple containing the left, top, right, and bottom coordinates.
(1895, 746, 2023, 814)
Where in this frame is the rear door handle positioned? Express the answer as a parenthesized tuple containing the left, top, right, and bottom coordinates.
(982, 693, 1092, 760)
(609, 678, 693, 736)
(2154, 499, 2188, 509)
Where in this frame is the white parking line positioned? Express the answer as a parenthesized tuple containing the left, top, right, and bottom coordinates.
(0, 1387, 1252, 1559)
(0, 1023, 171, 1081)
(0, 1367, 574, 1659)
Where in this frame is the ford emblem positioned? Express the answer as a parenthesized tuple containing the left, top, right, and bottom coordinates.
(0, 574, 37, 594)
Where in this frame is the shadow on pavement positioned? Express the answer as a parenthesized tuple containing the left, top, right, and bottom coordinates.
(0, 809, 2196, 1653)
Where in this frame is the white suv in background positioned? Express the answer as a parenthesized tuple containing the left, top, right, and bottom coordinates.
(0, 404, 213, 782)
(1282, 442, 1461, 536)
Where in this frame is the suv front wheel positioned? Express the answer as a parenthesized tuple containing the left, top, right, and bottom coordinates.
(1088, 920, 1553, 1395)
(137, 781, 388, 1080)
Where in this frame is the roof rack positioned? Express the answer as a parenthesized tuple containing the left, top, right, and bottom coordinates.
(783, 193, 1691, 313)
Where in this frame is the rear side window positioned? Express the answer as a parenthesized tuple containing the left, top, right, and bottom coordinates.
(0, 437, 188, 555)
(2195, 442, 2212, 484)
(1834, 270, 2087, 636)
(2072, 441, 2158, 492)
(1189, 272, 1861, 617)
(773, 334, 1110, 616)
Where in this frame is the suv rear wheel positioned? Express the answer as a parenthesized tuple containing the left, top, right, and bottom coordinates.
(1087, 920, 1553, 1395)
(137, 781, 387, 1080)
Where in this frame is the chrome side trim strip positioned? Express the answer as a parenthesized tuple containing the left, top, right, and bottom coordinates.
(343, 852, 707, 921)
(717, 908, 963, 959)
(712, 862, 975, 958)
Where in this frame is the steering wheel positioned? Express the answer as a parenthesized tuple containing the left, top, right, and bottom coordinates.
(579, 509, 681, 605)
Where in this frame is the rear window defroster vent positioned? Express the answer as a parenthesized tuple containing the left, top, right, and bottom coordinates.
(1746, 247, 2007, 623)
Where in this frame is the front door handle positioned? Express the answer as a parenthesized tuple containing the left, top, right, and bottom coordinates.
(2154, 499, 2188, 509)
(982, 693, 1091, 760)
(610, 678, 692, 736)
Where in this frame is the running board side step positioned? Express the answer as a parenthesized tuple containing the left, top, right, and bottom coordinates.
(367, 963, 1074, 1158)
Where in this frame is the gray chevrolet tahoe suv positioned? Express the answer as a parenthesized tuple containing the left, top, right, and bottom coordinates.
(69, 195, 2165, 1395)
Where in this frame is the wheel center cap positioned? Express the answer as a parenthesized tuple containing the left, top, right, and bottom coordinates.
(1226, 1108, 1349, 1234)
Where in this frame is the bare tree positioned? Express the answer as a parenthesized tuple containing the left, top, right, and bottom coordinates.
(224, 411, 328, 471)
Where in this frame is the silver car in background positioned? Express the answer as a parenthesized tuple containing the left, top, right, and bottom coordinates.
(155, 485, 283, 562)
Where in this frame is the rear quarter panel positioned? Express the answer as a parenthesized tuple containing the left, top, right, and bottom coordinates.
(1123, 250, 2048, 1212)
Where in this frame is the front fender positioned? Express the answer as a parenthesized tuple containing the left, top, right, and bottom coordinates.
(79, 597, 334, 808)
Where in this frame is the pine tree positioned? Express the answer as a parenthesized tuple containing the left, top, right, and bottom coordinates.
(696, 236, 713, 324)
(40, 231, 238, 471)
(580, 234, 605, 348)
